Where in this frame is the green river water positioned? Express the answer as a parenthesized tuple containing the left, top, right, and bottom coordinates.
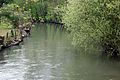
(0, 23, 120, 80)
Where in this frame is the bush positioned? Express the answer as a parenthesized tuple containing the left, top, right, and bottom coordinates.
(13, 0, 66, 23)
(63, 0, 120, 57)
(0, 3, 31, 27)
(0, 17, 13, 29)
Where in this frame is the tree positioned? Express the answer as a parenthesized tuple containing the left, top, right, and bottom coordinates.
(63, 0, 120, 57)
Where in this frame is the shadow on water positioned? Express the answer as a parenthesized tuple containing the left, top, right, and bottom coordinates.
(0, 45, 23, 64)
(0, 52, 5, 61)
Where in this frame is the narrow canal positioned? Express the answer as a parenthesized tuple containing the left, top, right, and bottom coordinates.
(0, 23, 120, 80)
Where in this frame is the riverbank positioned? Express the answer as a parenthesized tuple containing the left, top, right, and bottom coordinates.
(0, 20, 64, 51)
(32, 19, 64, 25)
(0, 24, 32, 51)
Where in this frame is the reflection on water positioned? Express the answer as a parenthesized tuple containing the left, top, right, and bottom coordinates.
(0, 23, 120, 80)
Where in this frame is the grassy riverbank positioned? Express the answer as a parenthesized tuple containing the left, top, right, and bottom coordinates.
(0, 1, 32, 50)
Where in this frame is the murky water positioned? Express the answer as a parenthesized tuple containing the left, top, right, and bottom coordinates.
(0, 23, 120, 80)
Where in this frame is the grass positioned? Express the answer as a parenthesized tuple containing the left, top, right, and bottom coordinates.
(0, 29, 10, 36)
(0, 22, 13, 29)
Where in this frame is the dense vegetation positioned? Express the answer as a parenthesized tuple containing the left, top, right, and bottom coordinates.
(0, 1, 32, 29)
(0, 0, 66, 29)
(13, 0, 66, 23)
(1, 0, 120, 58)
(63, 0, 120, 57)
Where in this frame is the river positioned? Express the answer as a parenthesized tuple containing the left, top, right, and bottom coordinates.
(0, 23, 120, 80)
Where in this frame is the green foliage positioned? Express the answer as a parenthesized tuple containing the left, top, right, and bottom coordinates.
(31, 1, 48, 21)
(63, 0, 120, 56)
(0, 0, 13, 7)
(0, 17, 13, 29)
(13, 0, 66, 23)
(45, 4, 66, 23)
(13, 0, 47, 21)
(0, 3, 31, 27)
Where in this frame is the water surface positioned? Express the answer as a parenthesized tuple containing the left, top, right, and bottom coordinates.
(0, 23, 120, 80)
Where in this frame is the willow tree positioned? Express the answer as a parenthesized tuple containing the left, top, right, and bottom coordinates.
(63, 0, 120, 57)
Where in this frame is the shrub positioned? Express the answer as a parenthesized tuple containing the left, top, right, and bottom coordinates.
(63, 0, 120, 57)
